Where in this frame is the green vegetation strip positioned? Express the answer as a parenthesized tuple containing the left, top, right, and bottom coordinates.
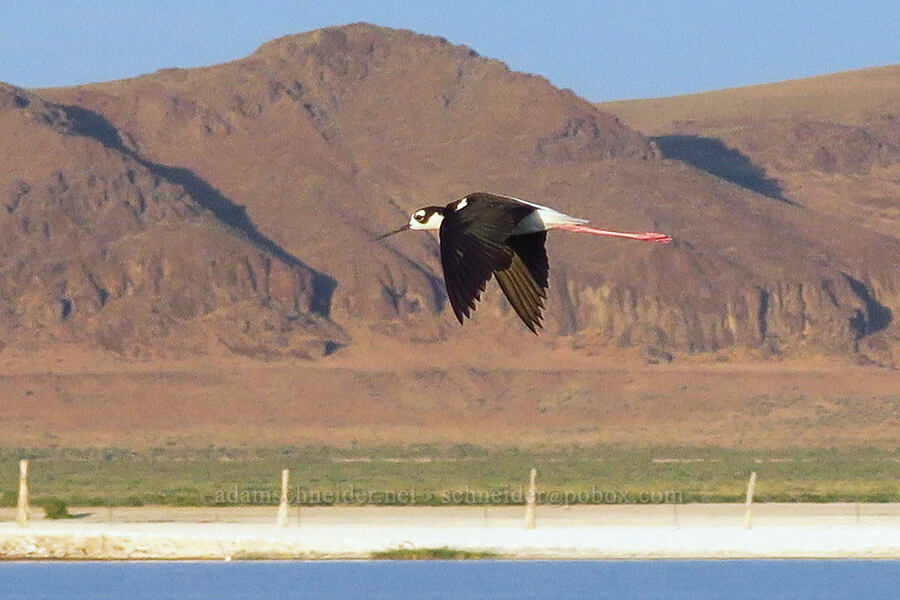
(371, 547, 501, 560)
(1, 445, 898, 507)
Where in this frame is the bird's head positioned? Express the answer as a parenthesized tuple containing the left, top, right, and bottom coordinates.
(408, 206, 445, 230)
(378, 206, 445, 238)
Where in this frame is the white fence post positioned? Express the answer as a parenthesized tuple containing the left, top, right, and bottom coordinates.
(277, 469, 290, 527)
(16, 459, 29, 527)
(743, 471, 757, 529)
(524, 468, 537, 529)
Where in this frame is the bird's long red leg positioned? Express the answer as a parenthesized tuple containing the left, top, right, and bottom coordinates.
(556, 223, 672, 243)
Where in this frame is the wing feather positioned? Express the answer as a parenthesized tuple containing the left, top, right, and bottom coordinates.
(506, 231, 550, 292)
(494, 232, 549, 334)
(495, 261, 541, 332)
(439, 194, 549, 330)
(439, 195, 528, 324)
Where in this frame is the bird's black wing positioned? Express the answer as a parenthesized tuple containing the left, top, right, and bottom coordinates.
(494, 231, 549, 334)
(439, 195, 532, 324)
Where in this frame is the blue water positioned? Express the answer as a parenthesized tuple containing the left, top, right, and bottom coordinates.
(1, 560, 898, 599)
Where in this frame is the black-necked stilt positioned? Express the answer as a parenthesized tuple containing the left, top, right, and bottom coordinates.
(379, 192, 672, 333)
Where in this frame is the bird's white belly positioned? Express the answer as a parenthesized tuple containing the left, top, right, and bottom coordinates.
(512, 208, 588, 234)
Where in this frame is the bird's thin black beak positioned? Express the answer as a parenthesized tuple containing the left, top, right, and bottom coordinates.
(376, 224, 410, 239)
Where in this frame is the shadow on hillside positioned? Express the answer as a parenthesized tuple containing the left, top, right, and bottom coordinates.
(653, 135, 795, 204)
(843, 273, 893, 344)
(60, 105, 337, 318)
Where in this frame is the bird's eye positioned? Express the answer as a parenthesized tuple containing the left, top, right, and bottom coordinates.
(415, 213, 426, 222)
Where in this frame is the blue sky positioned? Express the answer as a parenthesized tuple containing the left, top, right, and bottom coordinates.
(1, 1, 898, 101)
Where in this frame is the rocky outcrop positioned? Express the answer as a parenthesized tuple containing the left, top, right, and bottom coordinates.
(559, 271, 897, 359)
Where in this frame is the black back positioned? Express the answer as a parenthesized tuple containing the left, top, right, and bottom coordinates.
(438, 193, 548, 333)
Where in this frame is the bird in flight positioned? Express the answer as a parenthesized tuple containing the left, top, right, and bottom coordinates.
(379, 192, 671, 333)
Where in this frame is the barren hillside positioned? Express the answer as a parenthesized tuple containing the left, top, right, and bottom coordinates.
(0, 24, 895, 365)
(599, 66, 900, 240)
(0, 83, 343, 358)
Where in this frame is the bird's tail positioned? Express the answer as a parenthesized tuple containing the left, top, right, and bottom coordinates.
(556, 223, 672, 243)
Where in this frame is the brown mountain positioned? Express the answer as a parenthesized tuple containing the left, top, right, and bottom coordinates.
(599, 65, 900, 240)
(0, 84, 342, 359)
(3, 24, 898, 364)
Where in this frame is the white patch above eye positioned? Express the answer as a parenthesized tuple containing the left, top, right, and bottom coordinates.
(414, 209, 426, 218)
(455, 198, 468, 211)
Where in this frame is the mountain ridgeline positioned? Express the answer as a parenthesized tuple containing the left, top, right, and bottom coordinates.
(1, 24, 898, 363)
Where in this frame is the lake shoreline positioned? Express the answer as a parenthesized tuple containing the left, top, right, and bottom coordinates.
(2, 504, 900, 560)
